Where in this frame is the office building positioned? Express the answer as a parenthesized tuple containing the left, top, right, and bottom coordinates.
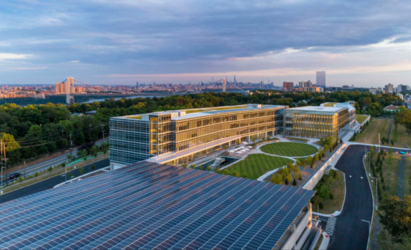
(302, 87, 322, 93)
(298, 80, 313, 88)
(222, 79, 227, 92)
(283, 82, 294, 92)
(384, 83, 394, 94)
(316, 71, 326, 87)
(110, 104, 286, 169)
(369, 87, 384, 95)
(397, 84, 410, 93)
(284, 103, 355, 139)
(110, 103, 355, 168)
(0, 161, 315, 250)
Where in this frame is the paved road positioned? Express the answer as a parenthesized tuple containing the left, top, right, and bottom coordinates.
(0, 158, 110, 204)
(1, 138, 108, 182)
(328, 145, 411, 250)
(328, 145, 373, 250)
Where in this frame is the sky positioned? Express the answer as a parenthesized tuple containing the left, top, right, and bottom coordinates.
(1, 0, 411, 87)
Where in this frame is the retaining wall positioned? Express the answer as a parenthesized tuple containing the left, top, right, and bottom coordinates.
(302, 143, 348, 190)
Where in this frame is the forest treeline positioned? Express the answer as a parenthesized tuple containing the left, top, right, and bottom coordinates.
(0, 91, 403, 165)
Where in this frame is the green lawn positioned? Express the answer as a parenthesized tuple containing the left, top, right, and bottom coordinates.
(260, 142, 318, 156)
(228, 154, 293, 179)
(356, 114, 369, 125)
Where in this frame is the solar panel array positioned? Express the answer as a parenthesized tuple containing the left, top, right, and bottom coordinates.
(0, 161, 315, 250)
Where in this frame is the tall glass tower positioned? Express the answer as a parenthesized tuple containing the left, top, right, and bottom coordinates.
(316, 71, 326, 87)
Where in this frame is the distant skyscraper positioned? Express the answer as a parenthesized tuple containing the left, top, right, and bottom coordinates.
(283, 82, 294, 92)
(222, 79, 227, 92)
(234, 75, 237, 84)
(66, 77, 74, 104)
(316, 71, 326, 87)
(384, 83, 394, 94)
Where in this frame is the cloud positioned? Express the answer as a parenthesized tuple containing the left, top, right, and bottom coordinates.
(0, 53, 30, 61)
(70, 60, 80, 63)
(0, 0, 411, 86)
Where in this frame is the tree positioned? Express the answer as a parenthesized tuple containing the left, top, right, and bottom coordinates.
(80, 167, 85, 175)
(314, 153, 319, 162)
(18, 176, 23, 182)
(68, 173, 73, 179)
(190, 164, 196, 169)
(48, 166, 53, 172)
(286, 173, 292, 184)
(242, 173, 250, 179)
(91, 164, 95, 170)
(34, 172, 39, 177)
(0, 133, 21, 164)
(222, 169, 230, 175)
(215, 167, 220, 173)
(271, 173, 283, 185)
(82, 149, 88, 160)
(206, 166, 212, 171)
(319, 185, 332, 199)
(232, 170, 240, 177)
(379, 196, 411, 243)
(292, 178, 297, 186)
(301, 160, 307, 169)
(182, 163, 188, 168)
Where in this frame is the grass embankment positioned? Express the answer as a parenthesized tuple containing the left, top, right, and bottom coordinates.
(311, 170, 345, 214)
(356, 114, 369, 125)
(368, 151, 410, 199)
(260, 142, 318, 156)
(404, 158, 411, 197)
(354, 118, 391, 144)
(2, 153, 109, 194)
(391, 124, 411, 149)
(284, 137, 309, 142)
(228, 154, 293, 179)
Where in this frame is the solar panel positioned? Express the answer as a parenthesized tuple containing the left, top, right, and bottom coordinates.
(0, 161, 314, 249)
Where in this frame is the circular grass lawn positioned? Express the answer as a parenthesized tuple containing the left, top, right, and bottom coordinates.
(228, 154, 293, 180)
(260, 142, 318, 157)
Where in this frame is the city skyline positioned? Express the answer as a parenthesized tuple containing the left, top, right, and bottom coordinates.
(1, 1, 411, 86)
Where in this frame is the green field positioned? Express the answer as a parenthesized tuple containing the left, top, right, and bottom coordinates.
(228, 154, 293, 179)
(260, 142, 318, 156)
(356, 114, 369, 125)
(354, 118, 391, 145)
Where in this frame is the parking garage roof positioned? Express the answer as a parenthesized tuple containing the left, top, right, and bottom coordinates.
(0, 162, 314, 250)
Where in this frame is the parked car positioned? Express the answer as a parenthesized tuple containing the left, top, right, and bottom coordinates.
(8, 172, 21, 180)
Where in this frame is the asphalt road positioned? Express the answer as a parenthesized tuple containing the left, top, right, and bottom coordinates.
(328, 145, 411, 250)
(0, 158, 110, 204)
(1, 138, 108, 182)
(328, 145, 374, 250)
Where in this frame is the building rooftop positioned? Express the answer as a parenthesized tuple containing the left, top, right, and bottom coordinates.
(0, 161, 314, 250)
(119, 104, 287, 121)
(287, 106, 346, 113)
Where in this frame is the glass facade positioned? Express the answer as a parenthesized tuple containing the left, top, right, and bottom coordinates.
(110, 104, 356, 166)
(110, 118, 150, 165)
(110, 105, 285, 166)
(284, 107, 353, 139)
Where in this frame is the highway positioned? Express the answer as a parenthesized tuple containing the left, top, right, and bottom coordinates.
(1, 138, 108, 183)
(0, 158, 110, 204)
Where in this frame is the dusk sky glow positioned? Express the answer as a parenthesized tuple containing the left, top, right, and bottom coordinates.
(1, 0, 411, 87)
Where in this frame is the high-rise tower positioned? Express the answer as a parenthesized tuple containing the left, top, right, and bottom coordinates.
(316, 71, 326, 88)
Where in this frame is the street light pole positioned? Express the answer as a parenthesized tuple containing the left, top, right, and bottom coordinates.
(371, 176, 378, 210)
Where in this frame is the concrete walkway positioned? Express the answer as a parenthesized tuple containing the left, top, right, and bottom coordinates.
(387, 119, 394, 140)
